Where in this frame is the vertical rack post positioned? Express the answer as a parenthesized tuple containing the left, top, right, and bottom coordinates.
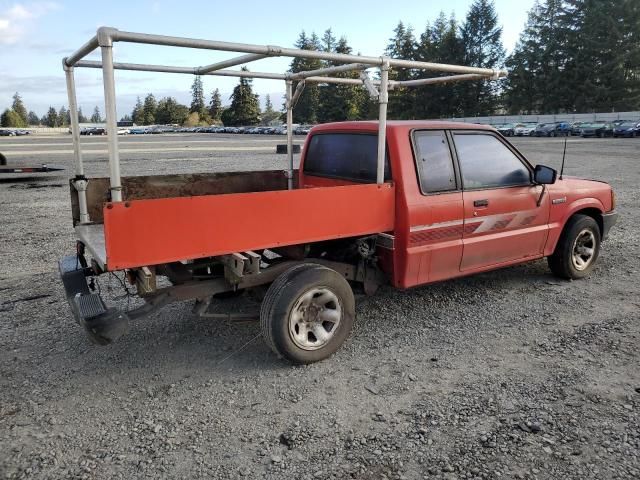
(64, 61, 90, 223)
(98, 28, 123, 202)
(285, 79, 294, 190)
(376, 59, 389, 185)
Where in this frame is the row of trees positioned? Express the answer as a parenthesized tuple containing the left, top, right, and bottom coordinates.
(1, 92, 103, 128)
(289, 0, 506, 122)
(289, 0, 639, 120)
(4, 0, 638, 127)
(504, 0, 640, 114)
(129, 73, 281, 127)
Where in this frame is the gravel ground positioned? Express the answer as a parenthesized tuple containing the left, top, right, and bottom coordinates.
(0, 134, 638, 480)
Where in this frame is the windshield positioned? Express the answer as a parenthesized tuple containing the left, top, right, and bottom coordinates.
(620, 122, 637, 127)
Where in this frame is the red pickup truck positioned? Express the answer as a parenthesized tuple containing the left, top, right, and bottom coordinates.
(60, 120, 618, 364)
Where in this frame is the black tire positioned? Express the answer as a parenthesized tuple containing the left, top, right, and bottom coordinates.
(550, 131, 556, 137)
(599, 131, 605, 138)
(260, 263, 355, 364)
(0, 153, 6, 166)
(548, 214, 601, 279)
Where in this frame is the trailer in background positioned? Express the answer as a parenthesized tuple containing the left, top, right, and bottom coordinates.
(0, 152, 64, 174)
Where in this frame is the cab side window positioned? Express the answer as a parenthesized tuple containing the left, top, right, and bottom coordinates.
(414, 130, 457, 194)
(453, 133, 531, 189)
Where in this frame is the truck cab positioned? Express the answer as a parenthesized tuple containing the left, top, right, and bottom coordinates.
(300, 121, 616, 289)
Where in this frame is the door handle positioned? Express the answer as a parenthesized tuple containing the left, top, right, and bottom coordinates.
(473, 199, 489, 207)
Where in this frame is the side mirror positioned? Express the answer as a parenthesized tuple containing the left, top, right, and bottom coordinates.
(534, 164, 557, 184)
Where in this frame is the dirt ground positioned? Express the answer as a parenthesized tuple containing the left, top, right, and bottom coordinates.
(0, 134, 638, 480)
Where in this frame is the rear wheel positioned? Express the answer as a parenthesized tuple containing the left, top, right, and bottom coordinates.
(260, 263, 355, 364)
(548, 214, 601, 279)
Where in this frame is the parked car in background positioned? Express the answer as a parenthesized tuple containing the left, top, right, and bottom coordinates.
(570, 122, 588, 136)
(130, 127, 151, 134)
(613, 121, 640, 138)
(496, 123, 518, 137)
(0, 129, 16, 136)
(535, 122, 568, 137)
(80, 127, 106, 135)
(611, 119, 631, 128)
(514, 122, 537, 136)
(117, 128, 130, 135)
(580, 122, 614, 138)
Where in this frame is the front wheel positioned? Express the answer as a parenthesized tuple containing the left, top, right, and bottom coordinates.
(260, 263, 355, 364)
(548, 214, 601, 279)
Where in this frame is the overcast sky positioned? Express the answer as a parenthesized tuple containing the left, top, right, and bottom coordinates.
(0, 0, 534, 118)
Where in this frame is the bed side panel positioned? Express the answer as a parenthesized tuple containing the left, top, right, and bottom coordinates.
(103, 183, 395, 270)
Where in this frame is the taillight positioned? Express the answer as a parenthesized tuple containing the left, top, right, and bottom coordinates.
(611, 190, 616, 211)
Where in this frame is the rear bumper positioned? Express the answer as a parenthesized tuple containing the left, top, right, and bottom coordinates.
(601, 211, 618, 240)
(59, 255, 130, 344)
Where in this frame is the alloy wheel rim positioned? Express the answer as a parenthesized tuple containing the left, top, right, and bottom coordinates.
(571, 229, 596, 271)
(288, 287, 341, 351)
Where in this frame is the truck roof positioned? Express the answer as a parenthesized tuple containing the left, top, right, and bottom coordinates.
(311, 120, 495, 133)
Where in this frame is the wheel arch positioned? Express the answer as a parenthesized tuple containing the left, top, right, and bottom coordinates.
(571, 207, 604, 238)
(545, 200, 605, 256)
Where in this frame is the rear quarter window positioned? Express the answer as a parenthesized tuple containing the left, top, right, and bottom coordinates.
(303, 133, 390, 183)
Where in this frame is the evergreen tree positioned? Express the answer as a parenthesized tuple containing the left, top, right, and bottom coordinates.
(90, 106, 102, 123)
(289, 31, 323, 124)
(414, 13, 465, 118)
(208, 88, 223, 122)
(77, 107, 88, 123)
(225, 67, 261, 126)
(156, 97, 190, 125)
(1, 109, 25, 128)
(11, 92, 28, 125)
(45, 107, 58, 127)
(190, 76, 206, 115)
(27, 111, 40, 125)
(57, 106, 68, 127)
(261, 94, 281, 125)
(220, 108, 234, 126)
(317, 36, 363, 122)
(142, 94, 157, 125)
(120, 114, 133, 122)
(622, 0, 640, 109)
(565, 0, 638, 112)
(459, 0, 505, 116)
(503, 3, 545, 114)
(321, 28, 337, 54)
(132, 96, 145, 125)
(504, 0, 640, 114)
(385, 22, 417, 119)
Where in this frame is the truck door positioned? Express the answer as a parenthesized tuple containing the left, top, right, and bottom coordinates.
(451, 131, 550, 271)
(407, 130, 464, 284)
